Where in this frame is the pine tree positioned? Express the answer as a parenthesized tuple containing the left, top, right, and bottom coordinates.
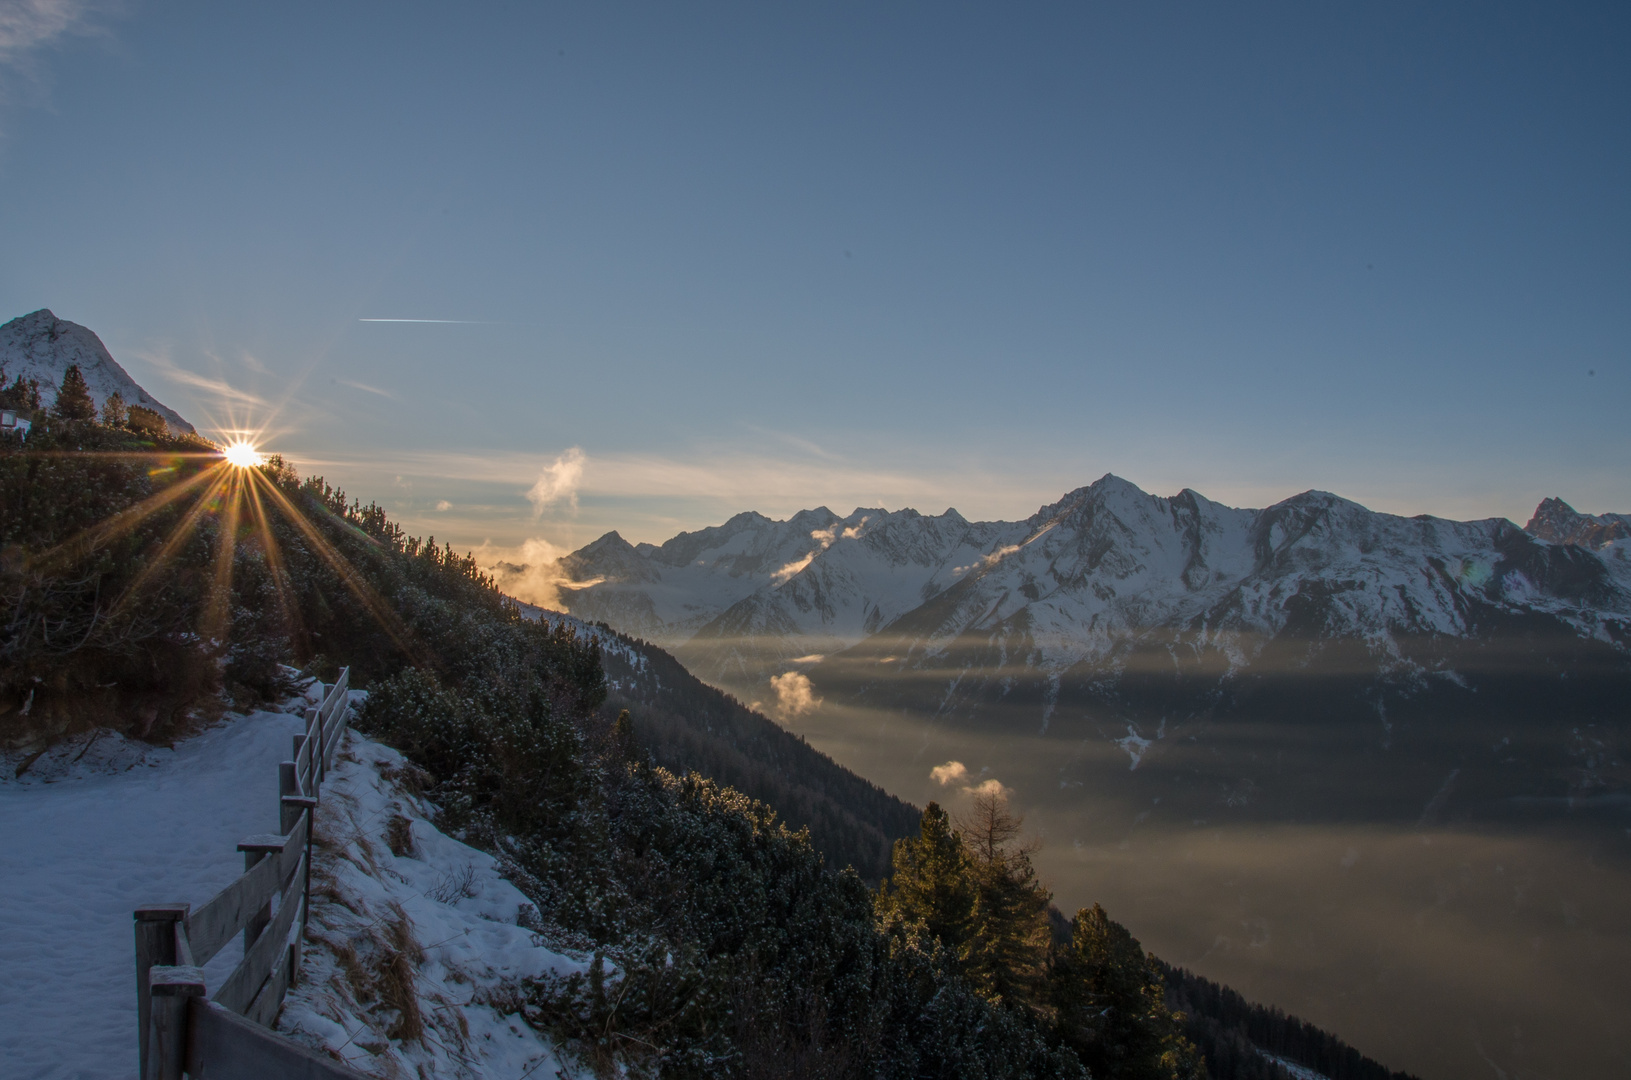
(1, 373, 42, 412)
(1049, 904, 1206, 1080)
(101, 390, 128, 427)
(876, 802, 978, 952)
(53, 364, 96, 421)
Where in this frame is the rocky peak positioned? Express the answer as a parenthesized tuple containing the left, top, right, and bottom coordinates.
(1525, 498, 1631, 551)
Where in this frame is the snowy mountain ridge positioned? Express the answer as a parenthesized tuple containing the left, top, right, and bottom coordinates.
(552, 475, 1631, 698)
(0, 309, 194, 433)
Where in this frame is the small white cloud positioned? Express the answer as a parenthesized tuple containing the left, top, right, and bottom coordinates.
(766, 671, 821, 722)
(771, 518, 869, 586)
(966, 777, 1009, 799)
(954, 543, 1022, 577)
(771, 551, 814, 585)
(930, 761, 1010, 800)
(787, 653, 824, 665)
(526, 447, 586, 517)
(435, 500, 452, 512)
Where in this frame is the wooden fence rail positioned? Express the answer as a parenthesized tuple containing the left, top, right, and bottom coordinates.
(135, 669, 370, 1080)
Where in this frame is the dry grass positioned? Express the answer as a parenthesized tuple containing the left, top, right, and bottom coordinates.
(384, 814, 416, 858)
(378, 906, 425, 1044)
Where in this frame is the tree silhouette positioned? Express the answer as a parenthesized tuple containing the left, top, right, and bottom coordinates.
(101, 390, 128, 427)
(1050, 904, 1205, 1080)
(958, 788, 1053, 1008)
(53, 364, 96, 421)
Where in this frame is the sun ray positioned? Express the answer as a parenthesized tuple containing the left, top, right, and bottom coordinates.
(28, 463, 223, 575)
(247, 469, 423, 663)
(201, 469, 245, 646)
(111, 468, 234, 616)
(22, 426, 437, 683)
(244, 470, 307, 654)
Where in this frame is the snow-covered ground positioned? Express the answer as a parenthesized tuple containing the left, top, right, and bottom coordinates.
(277, 734, 585, 1078)
(0, 706, 309, 1079)
(1, 691, 583, 1080)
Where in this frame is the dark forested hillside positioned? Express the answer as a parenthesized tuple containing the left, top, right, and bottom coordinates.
(1160, 963, 1421, 1080)
(592, 629, 922, 881)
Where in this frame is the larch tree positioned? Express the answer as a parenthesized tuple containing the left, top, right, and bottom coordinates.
(958, 787, 1053, 1010)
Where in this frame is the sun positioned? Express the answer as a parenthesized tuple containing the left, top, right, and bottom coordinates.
(222, 441, 263, 468)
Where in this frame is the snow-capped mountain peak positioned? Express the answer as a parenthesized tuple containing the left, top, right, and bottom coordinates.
(0, 309, 194, 433)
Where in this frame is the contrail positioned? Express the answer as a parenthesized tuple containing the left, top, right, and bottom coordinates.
(358, 318, 491, 324)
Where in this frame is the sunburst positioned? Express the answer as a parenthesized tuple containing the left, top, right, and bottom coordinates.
(222, 441, 263, 469)
(28, 430, 419, 667)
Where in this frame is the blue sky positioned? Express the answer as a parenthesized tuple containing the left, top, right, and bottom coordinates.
(1, 2, 1626, 558)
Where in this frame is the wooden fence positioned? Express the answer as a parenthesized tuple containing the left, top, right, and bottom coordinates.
(134, 669, 371, 1080)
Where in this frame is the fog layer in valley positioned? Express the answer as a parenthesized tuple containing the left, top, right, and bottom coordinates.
(797, 701, 1631, 1080)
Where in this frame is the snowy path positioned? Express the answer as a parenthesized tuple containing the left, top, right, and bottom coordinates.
(0, 710, 305, 1080)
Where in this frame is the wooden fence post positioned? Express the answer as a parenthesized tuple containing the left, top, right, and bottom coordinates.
(145, 965, 205, 1080)
(238, 836, 288, 957)
(279, 763, 303, 832)
(305, 705, 322, 788)
(283, 795, 318, 924)
(134, 903, 189, 1079)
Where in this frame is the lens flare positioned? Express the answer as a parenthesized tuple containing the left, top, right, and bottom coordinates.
(223, 441, 263, 468)
(31, 424, 428, 675)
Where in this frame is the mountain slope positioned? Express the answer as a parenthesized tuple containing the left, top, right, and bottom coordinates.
(509, 602, 922, 880)
(0, 310, 194, 433)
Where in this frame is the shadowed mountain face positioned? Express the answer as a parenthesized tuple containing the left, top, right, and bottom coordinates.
(0, 310, 195, 433)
